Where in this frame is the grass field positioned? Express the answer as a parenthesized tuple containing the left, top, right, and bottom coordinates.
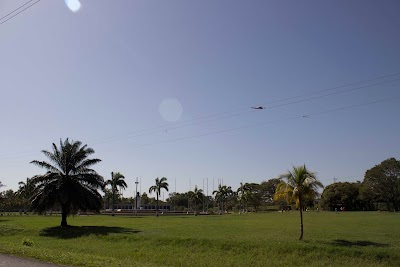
(0, 212, 399, 266)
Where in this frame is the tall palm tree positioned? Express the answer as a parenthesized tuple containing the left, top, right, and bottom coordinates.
(213, 184, 233, 213)
(149, 177, 169, 217)
(17, 177, 36, 212)
(30, 139, 104, 227)
(106, 172, 127, 216)
(274, 165, 323, 240)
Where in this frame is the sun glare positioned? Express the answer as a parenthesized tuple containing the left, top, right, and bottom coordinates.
(65, 0, 81, 13)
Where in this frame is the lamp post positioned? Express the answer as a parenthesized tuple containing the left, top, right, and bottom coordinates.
(135, 178, 139, 216)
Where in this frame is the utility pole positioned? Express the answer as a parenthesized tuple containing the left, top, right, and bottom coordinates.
(174, 178, 176, 212)
(202, 178, 205, 212)
(135, 177, 139, 216)
(206, 177, 209, 212)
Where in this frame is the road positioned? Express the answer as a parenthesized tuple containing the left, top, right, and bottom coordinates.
(0, 254, 64, 267)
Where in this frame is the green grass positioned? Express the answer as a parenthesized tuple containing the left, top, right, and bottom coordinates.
(0, 212, 399, 266)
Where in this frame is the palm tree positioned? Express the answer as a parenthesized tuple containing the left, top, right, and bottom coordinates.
(189, 186, 204, 212)
(105, 172, 127, 216)
(149, 177, 169, 217)
(274, 165, 323, 240)
(213, 184, 233, 213)
(30, 139, 104, 227)
(17, 177, 36, 212)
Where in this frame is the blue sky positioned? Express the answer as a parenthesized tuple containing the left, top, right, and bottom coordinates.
(1, 0, 399, 198)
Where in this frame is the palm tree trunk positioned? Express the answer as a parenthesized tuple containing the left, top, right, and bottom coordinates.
(299, 199, 304, 240)
(156, 193, 159, 217)
(61, 207, 68, 227)
(112, 190, 115, 216)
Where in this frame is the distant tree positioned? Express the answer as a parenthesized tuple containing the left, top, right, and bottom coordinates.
(106, 172, 127, 216)
(167, 192, 188, 210)
(226, 191, 238, 210)
(166, 192, 177, 209)
(188, 186, 204, 212)
(237, 179, 280, 212)
(0, 189, 20, 211)
(0, 181, 4, 204)
(149, 177, 169, 217)
(167, 191, 210, 211)
(362, 158, 400, 211)
(187, 190, 195, 211)
(30, 139, 104, 227)
(238, 183, 262, 212)
(260, 179, 281, 204)
(358, 183, 375, 210)
(213, 184, 233, 213)
(274, 165, 323, 240)
(274, 182, 293, 206)
(193, 186, 204, 209)
(17, 177, 36, 212)
(103, 188, 113, 210)
(141, 192, 150, 204)
(237, 182, 247, 211)
(321, 182, 363, 211)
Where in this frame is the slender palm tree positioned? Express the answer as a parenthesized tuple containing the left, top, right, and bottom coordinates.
(149, 177, 169, 217)
(274, 165, 323, 240)
(17, 177, 36, 212)
(106, 172, 127, 216)
(30, 139, 104, 227)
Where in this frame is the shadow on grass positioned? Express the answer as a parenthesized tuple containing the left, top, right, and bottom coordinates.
(331, 239, 389, 247)
(40, 226, 140, 239)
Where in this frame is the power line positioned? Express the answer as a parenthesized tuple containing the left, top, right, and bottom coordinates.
(0, 0, 36, 21)
(0, 74, 399, 160)
(0, 0, 41, 25)
(305, 97, 400, 117)
(255, 78, 400, 112)
(1, 75, 397, 159)
(125, 96, 400, 149)
(259, 71, 400, 107)
(88, 74, 400, 145)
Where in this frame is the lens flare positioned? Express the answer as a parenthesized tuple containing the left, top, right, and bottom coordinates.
(159, 98, 183, 122)
(65, 0, 81, 13)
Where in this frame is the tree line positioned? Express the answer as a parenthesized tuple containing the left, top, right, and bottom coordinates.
(321, 158, 400, 212)
(1, 139, 399, 230)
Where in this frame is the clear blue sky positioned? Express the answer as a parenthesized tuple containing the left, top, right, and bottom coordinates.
(1, 0, 399, 198)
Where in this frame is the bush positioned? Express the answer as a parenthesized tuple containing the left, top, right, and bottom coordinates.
(22, 238, 34, 247)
